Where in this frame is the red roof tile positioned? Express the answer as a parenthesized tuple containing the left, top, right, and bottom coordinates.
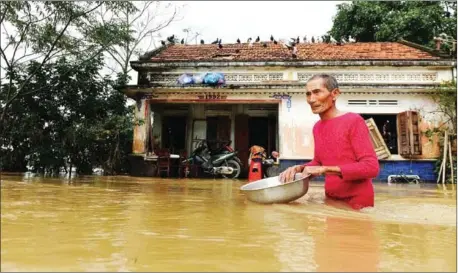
(148, 42, 440, 62)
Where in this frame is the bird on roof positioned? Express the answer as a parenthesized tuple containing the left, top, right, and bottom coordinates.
(248, 37, 253, 47)
(218, 43, 223, 49)
(273, 40, 278, 45)
(237, 38, 241, 44)
(161, 40, 166, 46)
(200, 39, 205, 44)
(311, 36, 315, 43)
(330, 36, 337, 44)
(255, 36, 260, 42)
(167, 35, 175, 43)
(270, 35, 274, 42)
(296, 36, 300, 44)
(211, 38, 219, 44)
(180, 38, 184, 44)
(303, 35, 307, 43)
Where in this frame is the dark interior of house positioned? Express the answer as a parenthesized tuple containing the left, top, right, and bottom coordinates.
(360, 113, 398, 154)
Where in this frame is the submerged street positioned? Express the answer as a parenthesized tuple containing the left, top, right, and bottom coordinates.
(1, 173, 456, 272)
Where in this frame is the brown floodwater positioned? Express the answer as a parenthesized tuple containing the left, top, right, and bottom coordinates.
(1, 173, 456, 272)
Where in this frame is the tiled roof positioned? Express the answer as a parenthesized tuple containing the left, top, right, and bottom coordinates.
(148, 42, 441, 62)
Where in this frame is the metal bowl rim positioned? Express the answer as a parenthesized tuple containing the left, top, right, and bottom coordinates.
(240, 177, 308, 192)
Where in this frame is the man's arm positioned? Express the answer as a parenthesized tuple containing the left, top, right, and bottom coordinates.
(337, 116, 380, 180)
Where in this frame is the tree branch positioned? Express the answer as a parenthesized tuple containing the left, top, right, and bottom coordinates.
(17, 45, 109, 98)
(130, 1, 153, 26)
(0, 3, 7, 26)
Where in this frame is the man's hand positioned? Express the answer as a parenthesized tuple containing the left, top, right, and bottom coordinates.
(279, 165, 302, 183)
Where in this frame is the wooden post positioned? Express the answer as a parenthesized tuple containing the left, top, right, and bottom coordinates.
(437, 160, 445, 184)
(442, 131, 448, 185)
(448, 137, 454, 184)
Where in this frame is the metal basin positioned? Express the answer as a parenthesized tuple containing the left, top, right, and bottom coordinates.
(240, 173, 310, 204)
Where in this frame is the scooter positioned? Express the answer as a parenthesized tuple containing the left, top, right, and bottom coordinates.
(183, 139, 242, 178)
(262, 151, 281, 178)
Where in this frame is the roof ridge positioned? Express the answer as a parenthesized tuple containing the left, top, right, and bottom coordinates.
(398, 39, 450, 58)
(167, 41, 403, 47)
(135, 40, 444, 63)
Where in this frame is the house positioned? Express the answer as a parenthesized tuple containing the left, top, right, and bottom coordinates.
(122, 39, 456, 181)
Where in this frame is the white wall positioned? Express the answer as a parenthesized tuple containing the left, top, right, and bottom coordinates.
(278, 95, 319, 160)
(338, 93, 444, 125)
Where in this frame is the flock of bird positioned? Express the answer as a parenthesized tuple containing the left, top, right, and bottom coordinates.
(160, 34, 357, 58)
(161, 34, 356, 46)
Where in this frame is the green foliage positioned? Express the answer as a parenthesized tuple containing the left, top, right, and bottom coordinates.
(0, 56, 135, 175)
(0, 2, 141, 175)
(429, 80, 457, 134)
(329, 1, 457, 48)
(1, 1, 180, 176)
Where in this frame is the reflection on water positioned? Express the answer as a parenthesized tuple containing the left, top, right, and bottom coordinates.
(1, 173, 456, 272)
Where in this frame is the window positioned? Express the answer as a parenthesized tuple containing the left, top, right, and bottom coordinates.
(361, 111, 422, 158)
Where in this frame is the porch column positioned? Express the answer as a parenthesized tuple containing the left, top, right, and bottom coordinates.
(132, 98, 151, 154)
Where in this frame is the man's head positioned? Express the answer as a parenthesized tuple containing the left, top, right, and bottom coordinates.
(305, 74, 340, 115)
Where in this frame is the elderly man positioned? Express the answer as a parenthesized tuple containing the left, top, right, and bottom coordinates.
(279, 74, 379, 210)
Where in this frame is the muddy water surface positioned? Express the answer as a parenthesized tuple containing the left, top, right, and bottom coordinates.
(1, 173, 456, 272)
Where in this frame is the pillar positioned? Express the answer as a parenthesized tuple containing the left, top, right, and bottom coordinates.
(132, 98, 150, 154)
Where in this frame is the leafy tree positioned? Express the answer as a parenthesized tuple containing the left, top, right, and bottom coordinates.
(329, 1, 457, 48)
(0, 56, 136, 175)
(0, 1, 134, 141)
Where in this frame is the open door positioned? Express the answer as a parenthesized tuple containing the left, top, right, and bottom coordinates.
(365, 118, 391, 159)
(206, 116, 231, 150)
(397, 111, 422, 158)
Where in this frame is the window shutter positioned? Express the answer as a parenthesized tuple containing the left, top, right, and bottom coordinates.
(365, 118, 391, 159)
(397, 111, 422, 157)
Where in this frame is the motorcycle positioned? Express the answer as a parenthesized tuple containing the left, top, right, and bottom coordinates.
(262, 151, 281, 178)
(183, 139, 242, 178)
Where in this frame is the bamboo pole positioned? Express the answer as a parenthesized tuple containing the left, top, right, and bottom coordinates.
(448, 138, 454, 184)
(442, 131, 448, 185)
(437, 160, 444, 184)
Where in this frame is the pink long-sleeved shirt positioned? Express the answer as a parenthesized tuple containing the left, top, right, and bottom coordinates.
(304, 112, 380, 209)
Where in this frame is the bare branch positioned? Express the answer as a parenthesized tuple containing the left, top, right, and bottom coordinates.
(105, 49, 125, 69)
(104, 64, 121, 75)
(9, 20, 33, 69)
(13, 51, 41, 65)
(0, 45, 12, 70)
(130, 1, 154, 26)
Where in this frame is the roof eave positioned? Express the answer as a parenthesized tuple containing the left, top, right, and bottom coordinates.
(131, 59, 456, 71)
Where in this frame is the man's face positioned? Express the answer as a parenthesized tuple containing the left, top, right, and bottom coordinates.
(305, 78, 339, 114)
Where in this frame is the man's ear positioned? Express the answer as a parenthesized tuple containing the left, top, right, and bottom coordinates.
(331, 88, 341, 101)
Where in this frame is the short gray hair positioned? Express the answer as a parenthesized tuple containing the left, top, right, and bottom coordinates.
(307, 74, 339, 91)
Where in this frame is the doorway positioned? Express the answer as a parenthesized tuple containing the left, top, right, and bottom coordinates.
(248, 116, 277, 155)
(206, 116, 231, 150)
(162, 116, 187, 154)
